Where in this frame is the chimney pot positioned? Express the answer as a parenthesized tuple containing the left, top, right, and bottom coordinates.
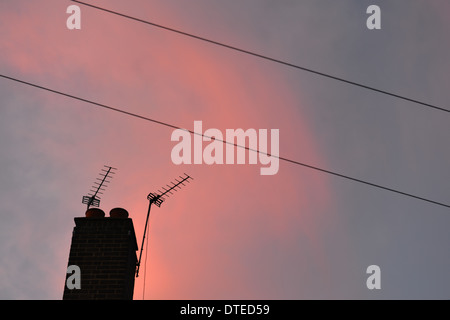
(109, 207, 129, 218)
(85, 208, 105, 218)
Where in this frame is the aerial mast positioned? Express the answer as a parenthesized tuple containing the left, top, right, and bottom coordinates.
(135, 173, 193, 277)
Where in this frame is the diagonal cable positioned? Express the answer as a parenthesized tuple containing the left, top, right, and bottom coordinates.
(71, 0, 450, 115)
(1, 74, 449, 209)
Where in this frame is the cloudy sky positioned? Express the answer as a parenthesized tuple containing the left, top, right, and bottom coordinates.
(1, 0, 449, 299)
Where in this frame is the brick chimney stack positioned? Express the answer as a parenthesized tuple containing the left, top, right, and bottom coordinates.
(63, 207, 138, 300)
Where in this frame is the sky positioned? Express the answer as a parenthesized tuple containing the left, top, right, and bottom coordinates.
(0, 0, 449, 300)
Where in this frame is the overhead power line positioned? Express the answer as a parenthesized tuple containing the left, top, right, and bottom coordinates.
(1, 74, 449, 209)
(71, 0, 450, 115)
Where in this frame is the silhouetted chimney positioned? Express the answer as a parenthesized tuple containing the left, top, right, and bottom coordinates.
(63, 208, 138, 300)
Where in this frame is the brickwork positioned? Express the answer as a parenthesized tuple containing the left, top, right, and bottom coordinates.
(63, 216, 138, 300)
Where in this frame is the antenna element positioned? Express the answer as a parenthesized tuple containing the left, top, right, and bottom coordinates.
(82, 165, 117, 210)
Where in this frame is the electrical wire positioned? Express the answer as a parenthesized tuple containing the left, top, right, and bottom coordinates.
(1, 73, 449, 209)
(71, 0, 450, 115)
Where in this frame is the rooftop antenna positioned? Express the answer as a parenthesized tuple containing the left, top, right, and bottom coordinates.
(136, 173, 193, 277)
(82, 165, 117, 210)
